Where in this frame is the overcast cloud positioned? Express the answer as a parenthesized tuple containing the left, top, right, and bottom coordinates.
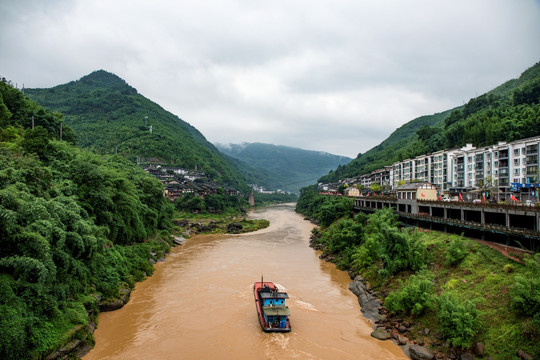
(1, 0, 539, 157)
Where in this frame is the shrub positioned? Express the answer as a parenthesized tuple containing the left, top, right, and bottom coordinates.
(322, 218, 364, 254)
(317, 196, 353, 227)
(351, 233, 381, 271)
(503, 264, 514, 273)
(445, 236, 468, 266)
(379, 227, 427, 277)
(511, 254, 540, 318)
(438, 292, 480, 348)
(385, 271, 434, 315)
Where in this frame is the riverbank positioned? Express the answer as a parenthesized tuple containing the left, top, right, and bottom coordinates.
(309, 225, 538, 360)
(173, 212, 270, 236)
(47, 210, 270, 359)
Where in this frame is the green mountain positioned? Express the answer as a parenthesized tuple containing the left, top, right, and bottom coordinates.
(1, 77, 175, 359)
(320, 61, 540, 183)
(216, 142, 352, 193)
(24, 70, 249, 191)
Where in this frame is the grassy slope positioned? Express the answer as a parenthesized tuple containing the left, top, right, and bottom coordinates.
(357, 230, 537, 359)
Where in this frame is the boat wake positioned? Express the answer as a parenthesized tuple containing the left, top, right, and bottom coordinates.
(294, 300, 318, 311)
(267, 333, 290, 349)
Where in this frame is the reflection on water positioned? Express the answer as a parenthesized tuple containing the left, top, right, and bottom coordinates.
(84, 204, 407, 360)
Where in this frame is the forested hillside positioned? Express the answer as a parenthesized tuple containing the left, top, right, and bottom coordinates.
(216, 142, 352, 193)
(24, 70, 249, 191)
(0, 79, 175, 359)
(320, 61, 540, 183)
(218, 151, 285, 192)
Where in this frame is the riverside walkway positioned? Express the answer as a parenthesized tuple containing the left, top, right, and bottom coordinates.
(354, 196, 540, 251)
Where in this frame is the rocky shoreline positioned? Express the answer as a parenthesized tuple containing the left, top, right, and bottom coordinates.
(310, 232, 490, 360)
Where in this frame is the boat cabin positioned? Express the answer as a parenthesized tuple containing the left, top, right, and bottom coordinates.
(262, 305, 290, 328)
(259, 286, 289, 306)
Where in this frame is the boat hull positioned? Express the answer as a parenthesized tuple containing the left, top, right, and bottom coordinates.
(253, 281, 291, 333)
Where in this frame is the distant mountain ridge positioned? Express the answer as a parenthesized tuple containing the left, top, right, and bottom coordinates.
(216, 142, 352, 193)
(24, 70, 249, 191)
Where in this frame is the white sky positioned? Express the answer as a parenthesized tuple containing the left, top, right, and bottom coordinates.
(1, 0, 539, 158)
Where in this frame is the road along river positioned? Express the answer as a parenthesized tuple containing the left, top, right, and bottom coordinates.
(84, 203, 407, 360)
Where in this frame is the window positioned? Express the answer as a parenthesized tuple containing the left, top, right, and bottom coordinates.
(526, 145, 538, 154)
(514, 148, 520, 156)
(514, 158, 520, 166)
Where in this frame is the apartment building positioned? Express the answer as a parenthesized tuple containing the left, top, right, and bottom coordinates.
(390, 135, 540, 200)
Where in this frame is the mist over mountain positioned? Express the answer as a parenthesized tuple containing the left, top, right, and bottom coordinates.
(216, 142, 352, 193)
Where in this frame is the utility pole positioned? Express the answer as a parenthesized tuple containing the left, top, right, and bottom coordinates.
(59, 120, 63, 141)
(31, 116, 34, 129)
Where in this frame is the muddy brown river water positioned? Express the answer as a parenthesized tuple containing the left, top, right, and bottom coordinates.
(84, 204, 407, 359)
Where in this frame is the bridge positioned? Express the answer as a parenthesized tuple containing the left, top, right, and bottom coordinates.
(353, 196, 540, 251)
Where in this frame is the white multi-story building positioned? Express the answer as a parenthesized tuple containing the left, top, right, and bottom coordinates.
(389, 135, 540, 200)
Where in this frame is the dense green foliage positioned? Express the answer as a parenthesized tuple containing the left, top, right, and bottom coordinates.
(173, 188, 297, 214)
(24, 70, 250, 191)
(511, 254, 540, 333)
(445, 236, 469, 266)
(295, 185, 353, 227)
(385, 271, 434, 316)
(174, 190, 248, 214)
(0, 80, 76, 144)
(216, 142, 351, 193)
(252, 192, 298, 206)
(297, 191, 539, 358)
(437, 292, 480, 348)
(0, 81, 174, 359)
(320, 61, 540, 183)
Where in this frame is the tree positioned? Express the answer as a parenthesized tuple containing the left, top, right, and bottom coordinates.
(369, 183, 382, 194)
(21, 126, 50, 158)
(416, 125, 441, 142)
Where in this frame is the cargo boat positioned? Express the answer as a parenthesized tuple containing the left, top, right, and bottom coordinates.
(253, 278, 291, 332)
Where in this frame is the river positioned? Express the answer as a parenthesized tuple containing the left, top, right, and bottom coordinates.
(84, 204, 407, 359)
